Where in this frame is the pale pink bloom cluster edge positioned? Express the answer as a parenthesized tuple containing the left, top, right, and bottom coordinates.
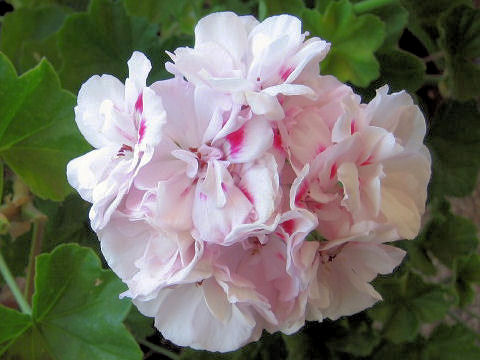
(66, 11, 431, 353)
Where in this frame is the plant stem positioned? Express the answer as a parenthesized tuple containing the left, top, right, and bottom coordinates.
(424, 74, 446, 85)
(23, 203, 47, 304)
(353, 0, 397, 14)
(137, 338, 180, 360)
(0, 250, 31, 314)
(422, 52, 444, 63)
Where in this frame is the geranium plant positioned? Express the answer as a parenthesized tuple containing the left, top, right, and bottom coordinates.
(0, 0, 479, 359)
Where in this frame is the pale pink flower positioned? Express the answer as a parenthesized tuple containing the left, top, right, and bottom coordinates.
(307, 241, 405, 321)
(131, 77, 282, 246)
(132, 211, 318, 352)
(167, 12, 330, 120)
(65, 12, 433, 352)
(285, 81, 431, 242)
(67, 52, 166, 230)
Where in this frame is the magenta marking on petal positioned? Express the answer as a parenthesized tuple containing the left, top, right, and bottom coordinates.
(360, 156, 373, 166)
(316, 144, 326, 154)
(281, 219, 296, 236)
(200, 192, 207, 201)
(135, 92, 143, 113)
(117, 143, 133, 157)
(138, 118, 146, 143)
(330, 163, 337, 180)
(226, 126, 245, 156)
(280, 66, 294, 81)
(180, 186, 193, 197)
(239, 185, 254, 204)
(273, 128, 283, 150)
(350, 119, 356, 134)
(276, 252, 286, 261)
(295, 180, 309, 205)
(221, 182, 227, 192)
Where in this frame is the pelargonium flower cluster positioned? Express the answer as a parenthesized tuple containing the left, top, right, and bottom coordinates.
(67, 12, 431, 352)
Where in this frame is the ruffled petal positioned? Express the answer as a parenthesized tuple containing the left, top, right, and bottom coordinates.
(134, 283, 260, 352)
(66, 146, 117, 203)
(195, 12, 250, 67)
(224, 118, 273, 163)
(75, 74, 125, 148)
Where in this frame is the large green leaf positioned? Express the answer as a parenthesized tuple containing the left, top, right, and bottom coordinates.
(438, 5, 480, 101)
(302, 0, 385, 87)
(2, 244, 142, 360)
(58, 0, 168, 93)
(0, 5, 67, 73)
(0, 53, 89, 201)
(368, 271, 451, 343)
(427, 101, 480, 199)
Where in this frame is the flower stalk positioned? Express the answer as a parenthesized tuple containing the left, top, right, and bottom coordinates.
(23, 202, 47, 304)
(0, 250, 31, 314)
(353, 0, 397, 14)
(137, 338, 180, 360)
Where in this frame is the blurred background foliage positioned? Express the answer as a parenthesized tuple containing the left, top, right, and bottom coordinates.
(0, 0, 479, 359)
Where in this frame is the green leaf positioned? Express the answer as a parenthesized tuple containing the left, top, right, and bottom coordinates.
(18, 0, 90, 11)
(382, 305, 419, 343)
(369, 271, 451, 343)
(454, 254, 480, 307)
(124, 306, 154, 341)
(428, 100, 480, 198)
(423, 324, 480, 360)
(35, 194, 98, 253)
(258, 0, 305, 19)
(283, 330, 327, 360)
(208, 0, 259, 16)
(326, 320, 381, 357)
(373, 341, 424, 360)
(374, 49, 426, 93)
(400, 0, 471, 53)
(400, 0, 471, 28)
(181, 333, 286, 360)
(125, 0, 187, 26)
(0, 5, 67, 74)
(0, 306, 31, 356)
(438, 5, 480, 101)
(58, 0, 167, 93)
(0, 53, 89, 201)
(397, 238, 436, 276)
(3, 244, 142, 360)
(423, 201, 478, 268)
(368, 2, 409, 50)
(124, 0, 199, 30)
(302, 1, 386, 87)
